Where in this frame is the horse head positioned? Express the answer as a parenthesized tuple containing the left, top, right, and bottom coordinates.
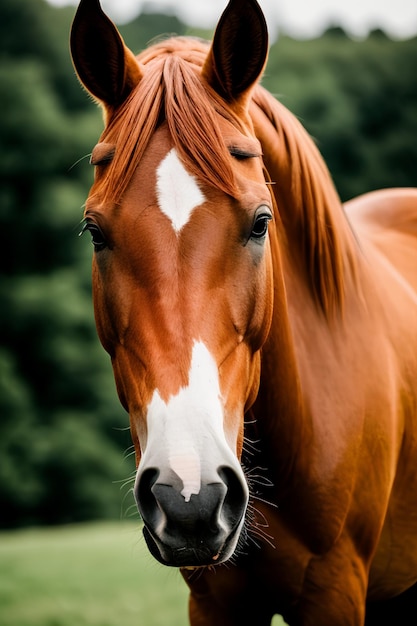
(71, 0, 274, 567)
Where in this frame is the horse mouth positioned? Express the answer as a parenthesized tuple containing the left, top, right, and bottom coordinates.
(141, 520, 242, 568)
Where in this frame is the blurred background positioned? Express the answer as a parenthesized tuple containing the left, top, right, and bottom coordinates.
(1, 0, 417, 531)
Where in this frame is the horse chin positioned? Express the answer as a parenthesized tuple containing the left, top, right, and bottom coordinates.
(142, 523, 240, 568)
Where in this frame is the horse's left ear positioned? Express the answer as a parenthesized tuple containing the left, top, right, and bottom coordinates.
(202, 0, 268, 105)
(70, 0, 142, 110)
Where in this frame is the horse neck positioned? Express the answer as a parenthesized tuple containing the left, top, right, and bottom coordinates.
(248, 88, 360, 492)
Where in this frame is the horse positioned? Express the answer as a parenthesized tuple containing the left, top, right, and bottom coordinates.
(70, 0, 417, 624)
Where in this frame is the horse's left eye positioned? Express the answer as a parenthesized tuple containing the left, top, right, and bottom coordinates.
(80, 221, 108, 252)
(250, 211, 272, 241)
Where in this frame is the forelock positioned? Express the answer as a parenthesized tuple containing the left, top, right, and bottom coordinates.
(94, 38, 243, 205)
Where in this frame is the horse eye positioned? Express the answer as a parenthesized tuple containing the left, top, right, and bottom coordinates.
(250, 211, 272, 241)
(79, 221, 107, 252)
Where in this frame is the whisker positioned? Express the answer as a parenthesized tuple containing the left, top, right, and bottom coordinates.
(114, 477, 135, 491)
(247, 474, 274, 488)
(252, 493, 278, 508)
(182, 566, 206, 583)
(68, 153, 92, 171)
(248, 527, 276, 550)
(122, 446, 137, 461)
(123, 502, 140, 519)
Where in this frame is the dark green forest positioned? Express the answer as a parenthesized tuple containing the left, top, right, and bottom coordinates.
(1, 0, 416, 528)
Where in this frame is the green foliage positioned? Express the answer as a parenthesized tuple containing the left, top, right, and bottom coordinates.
(0, 0, 131, 528)
(0, 0, 416, 529)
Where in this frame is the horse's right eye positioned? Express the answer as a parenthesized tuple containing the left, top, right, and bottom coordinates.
(80, 221, 108, 252)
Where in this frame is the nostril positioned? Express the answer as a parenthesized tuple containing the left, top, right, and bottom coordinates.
(136, 468, 160, 527)
(218, 466, 248, 528)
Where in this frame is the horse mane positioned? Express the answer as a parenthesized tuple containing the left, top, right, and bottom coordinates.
(251, 86, 359, 316)
(93, 36, 358, 317)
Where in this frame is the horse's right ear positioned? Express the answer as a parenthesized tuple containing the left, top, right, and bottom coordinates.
(70, 0, 142, 110)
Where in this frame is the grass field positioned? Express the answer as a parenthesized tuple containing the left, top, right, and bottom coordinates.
(0, 522, 286, 625)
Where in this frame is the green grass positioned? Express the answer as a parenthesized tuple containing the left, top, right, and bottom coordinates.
(0, 522, 188, 626)
(0, 522, 286, 625)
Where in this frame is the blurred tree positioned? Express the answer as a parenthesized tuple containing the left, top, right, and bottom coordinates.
(119, 11, 187, 53)
(0, 0, 133, 528)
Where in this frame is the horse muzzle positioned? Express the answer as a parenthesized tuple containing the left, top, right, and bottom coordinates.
(135, 464, 249, 567)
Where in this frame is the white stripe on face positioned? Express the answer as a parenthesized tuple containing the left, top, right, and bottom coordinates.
(140, 341, 238, 502)
(156, 148, 206, 232)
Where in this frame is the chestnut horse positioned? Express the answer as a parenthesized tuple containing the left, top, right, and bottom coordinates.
(70, 0, 417, 624)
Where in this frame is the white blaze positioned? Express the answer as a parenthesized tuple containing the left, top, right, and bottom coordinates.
(141, 341, 234, 502)
(156, 148, 206, 232)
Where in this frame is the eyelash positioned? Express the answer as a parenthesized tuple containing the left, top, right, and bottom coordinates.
(79, 221, 108, 252)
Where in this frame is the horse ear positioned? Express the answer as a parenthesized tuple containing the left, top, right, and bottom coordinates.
(202, 0, 268, 104)
(70, 0, 142, 109)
